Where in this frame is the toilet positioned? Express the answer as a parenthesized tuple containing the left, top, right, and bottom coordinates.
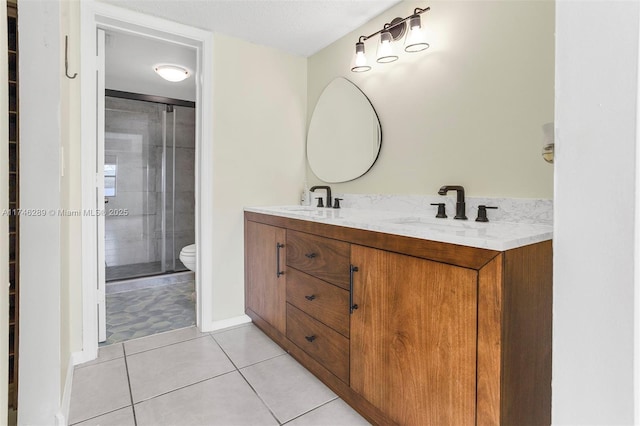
(179, 244, 196, 271)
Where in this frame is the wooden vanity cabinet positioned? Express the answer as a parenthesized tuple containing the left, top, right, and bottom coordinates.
(350, 245, 478, 425)
(244, 220, 287, 335)
(286, 268, 350, 338)
(286, 229, 350, 289)
(285, 230, 351, 383)
(244, 212, 552, 426)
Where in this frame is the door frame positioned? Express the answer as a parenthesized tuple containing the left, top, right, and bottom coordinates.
(78, 1, 214, 363)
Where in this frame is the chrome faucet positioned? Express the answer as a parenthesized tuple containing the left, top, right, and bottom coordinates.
(310, 185, 332, 208)
(438, 185, 467, 220)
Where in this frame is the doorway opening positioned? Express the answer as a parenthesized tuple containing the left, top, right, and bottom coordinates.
(101, 89, 197, 344)
(80, 2, 215, 361)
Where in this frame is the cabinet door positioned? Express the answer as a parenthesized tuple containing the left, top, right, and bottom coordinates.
(245, 221, 287, 334)
(350, 245, 478, 425)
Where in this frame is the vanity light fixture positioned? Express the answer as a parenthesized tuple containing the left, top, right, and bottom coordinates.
(376, 28, 399, 63)
(154, 64, 191, 82)
(351, 41, 371, 72)
(405, 14, 430, 52)
(351, 6, 430, 73)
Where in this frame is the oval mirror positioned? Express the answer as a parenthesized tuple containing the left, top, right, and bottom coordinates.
(307, 78, 381, 183)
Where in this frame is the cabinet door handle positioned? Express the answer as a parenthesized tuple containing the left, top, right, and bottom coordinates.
(276, 243, 285, 277)
(305, 252, 317, 259)
(304, 295, 316, 301)
(305, 335, 317, 342)
(350, 265, 359, 314)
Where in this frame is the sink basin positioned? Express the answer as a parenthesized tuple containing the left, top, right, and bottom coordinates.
(281, 206, 319, 212)
(386, 216, 482, 228)
(385, 216, 489, 237)
(277, 206, 333, 218)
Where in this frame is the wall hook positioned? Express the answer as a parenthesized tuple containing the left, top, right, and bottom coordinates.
(65, 35, 77, 79)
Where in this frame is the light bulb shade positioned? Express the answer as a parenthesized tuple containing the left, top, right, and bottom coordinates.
(154, 64, 191, 82)
(351, 41, 371, 72)
(404, 15, 430, 52)
(376, 30, 398, 63)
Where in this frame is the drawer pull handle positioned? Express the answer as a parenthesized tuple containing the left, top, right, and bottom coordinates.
(350, 265, 359, 314)
(305, 252, 317, 259)
(276, 243, 285, 277)
(305, 295, 316, 301)
(305, 335, 317, 343)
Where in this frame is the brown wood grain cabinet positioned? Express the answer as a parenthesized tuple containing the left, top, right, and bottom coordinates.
(245, 220, 287, 335)
(286, 268, 350, 337)
(286, 229, 350, 289)
(244, 211, 552, 426)
(350, 245, 478, 425)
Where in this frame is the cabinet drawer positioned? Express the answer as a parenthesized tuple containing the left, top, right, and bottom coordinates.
(286, 230, 350, 289)
(286, 268, 350, 337)
(286, 304, 349, 384)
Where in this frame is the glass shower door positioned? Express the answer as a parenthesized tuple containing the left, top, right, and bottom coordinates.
(170, 105, 196, 272)
(162, 106, 175, 272)
(103, 96, 195, 282)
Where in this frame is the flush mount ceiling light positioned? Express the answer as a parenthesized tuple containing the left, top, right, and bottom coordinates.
(154, 64, 191, 82)
(350, 6, 430, 73)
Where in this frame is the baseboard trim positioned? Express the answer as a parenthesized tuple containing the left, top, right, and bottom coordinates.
(202, 314, 252, 332)
(55, 353, 75, 426)
(71, 346, 98, 366)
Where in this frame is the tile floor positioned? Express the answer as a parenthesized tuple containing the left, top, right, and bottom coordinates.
(70, 324, 370, 426)
(103, 281, 196, 345)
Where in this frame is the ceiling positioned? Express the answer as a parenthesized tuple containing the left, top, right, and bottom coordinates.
(98, 0, 402, 57)
(105, 30, 198, 101)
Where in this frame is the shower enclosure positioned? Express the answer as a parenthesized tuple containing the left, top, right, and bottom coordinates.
(103, 93, 195, 282)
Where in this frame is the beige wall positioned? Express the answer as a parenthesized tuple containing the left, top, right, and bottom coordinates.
(19, 1, 64, 421)
(15, 1, 83, 420)
(211, 34, 307, 320)
(307, 0, 554, 199)
(59, 0, 83, 391)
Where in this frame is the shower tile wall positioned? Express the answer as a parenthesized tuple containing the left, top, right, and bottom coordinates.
(104, 97, 195, 275)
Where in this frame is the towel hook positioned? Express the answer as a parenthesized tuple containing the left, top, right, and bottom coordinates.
(65, 35, 77, 79)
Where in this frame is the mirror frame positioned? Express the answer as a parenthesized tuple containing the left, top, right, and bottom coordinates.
(306, 77, 382, 183)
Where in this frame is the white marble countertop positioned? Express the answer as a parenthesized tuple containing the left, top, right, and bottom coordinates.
(245, 205, 553, 251)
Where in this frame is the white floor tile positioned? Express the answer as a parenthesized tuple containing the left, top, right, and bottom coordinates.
(213, 323, 285, 368)
(77, 343, 124, 369)
(127, 335, 235, 402)
(286, 399, 371, 425)
(71, 406, 135, 426)
(69, 358, 131, 424)
(134, 371, 278, 426)
(240, 354, 337, 423)
(124, 325, 204, 355)
(70, 324, 369, 426)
